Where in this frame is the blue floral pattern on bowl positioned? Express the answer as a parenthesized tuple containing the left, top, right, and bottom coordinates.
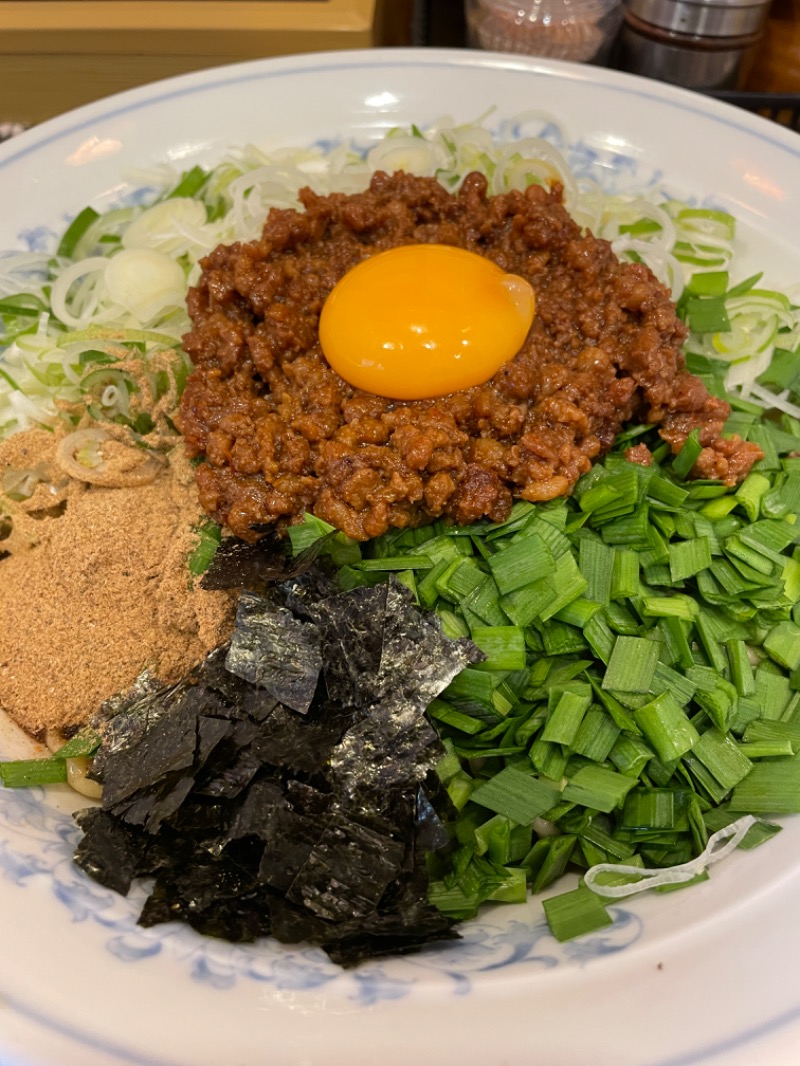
(0, 770, 643, 1001)
(0, 116, 673, 1003)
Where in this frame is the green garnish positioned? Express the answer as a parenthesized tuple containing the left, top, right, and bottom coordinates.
(294, 405, 800, 941)
(56, 206, 100, 258)
(188, 519, 223, 578)
(542, 886, 613, 942)
(0, 759, 68, 787)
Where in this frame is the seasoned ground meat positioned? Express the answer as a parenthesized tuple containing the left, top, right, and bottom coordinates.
(178, 171, 761, 541)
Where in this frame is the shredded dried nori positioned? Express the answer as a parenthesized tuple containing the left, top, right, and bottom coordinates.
(73, 558, 476, 965)
(226, 593, 323, 714)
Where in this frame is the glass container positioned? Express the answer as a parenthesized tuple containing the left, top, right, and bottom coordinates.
(465, 0, 625, 64)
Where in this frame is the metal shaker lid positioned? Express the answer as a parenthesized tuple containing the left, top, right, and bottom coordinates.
(625, 0, 772, 37)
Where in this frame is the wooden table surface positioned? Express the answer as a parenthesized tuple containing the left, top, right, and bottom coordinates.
(746, 0, 800, 92)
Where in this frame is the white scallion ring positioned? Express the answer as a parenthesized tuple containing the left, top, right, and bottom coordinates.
(55, 428, 164, 488)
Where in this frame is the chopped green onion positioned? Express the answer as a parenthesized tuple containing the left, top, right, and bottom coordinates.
(0, 759, 68, 787)
(188, 520, 222, 578)
(542, 886, 612, 942)
(56, 206, 100, 258)
(672, 429, 704, 479)
(562, 764, 637, 813)
(602, 636, 661, 693)
(470, 767, 561, 824)
(730, 760, 800, 814)
(53, 729, 101, 759)
(635, 693, 700, 762)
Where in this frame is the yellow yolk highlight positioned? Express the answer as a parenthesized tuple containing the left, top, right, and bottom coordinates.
(318, 244, 535, 400)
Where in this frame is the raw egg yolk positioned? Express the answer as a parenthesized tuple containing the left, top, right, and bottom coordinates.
(318, 244, 535, 400)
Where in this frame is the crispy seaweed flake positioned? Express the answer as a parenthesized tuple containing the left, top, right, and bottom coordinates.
(323, 912, 460, 967)
(226, 593, 322, 715)
(73, 808, 149, 894)
(329, 699, 440, 804)
(415, 787, 451, 854)
(251, 703, 352, 775)
(199, 534, 288, 593)
(376, 583, 483, 707)
(88, 671, 171, 782)
(140, 851, 274, 943)
(100, 708, 197, 811)
(200, 531, 335, 595)
(74, 562, 469, 966)
(311, 584, 388, 706)
(286, 813, 405, 923)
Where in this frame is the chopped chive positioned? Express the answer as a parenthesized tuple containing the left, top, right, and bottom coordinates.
(611, 548, 639, 600)
(691, 729, 752, 792)
(444, 668, 496, 707)
(579, 538, 615, 605)
(737, 740, 795, 759)
(53, 728, 101, 759)
(729, 759, 800, 814)
(653, 871, 710, 894)
(610, 733, 653, 777)
(763, 621, 800, 671)
(435, 557, 486, 601)
(354, 555, 433, 571)
(726, 639, 756, 697)
(641, 594, 699, 621)
(542, 886, 613, 942)
(584, 613, 616, 664)
(530, 738, 569, 779)
(0, 759, 68, 787)
(744, 719, 800, 750)
(672, 429, 703, 479)
(703, 807, 780, 849)
(659, 616, 694, 671)
(735, 472, 772, 521)
(188, 519, 222, 578)
(602, 636, 661, 693)
(622, 788, 676, 829)
(428, 699, 485, 735)
(539, 552, 589, 621)
(470, 767, 561, 824)
(669, 536, 712, 582)
(470, 626, 527, 671)
(529, 834, 578, 892)
(56, 206, 100, 258)
(635, 692, 700, 763)
(571, 708, 620, 763)
(500, 578, 557, 627)
(542, 684, 592, 745)
(562, 764, 637, 813)
(487, 533, 553, 594)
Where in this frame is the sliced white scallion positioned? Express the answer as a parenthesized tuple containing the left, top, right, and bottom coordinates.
(104, 248, 186, 325)
(55, 428, 163, 487)
(584, 815, 757, 898)
(65, 757, 103, 800)
(49, 257, 110, 329)
(121, 197, 212, 257)
(2, 115, 798, 440)
(367, 135, 438, 177)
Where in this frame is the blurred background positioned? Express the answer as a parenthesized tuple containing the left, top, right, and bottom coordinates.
(1, 0, 798, 130)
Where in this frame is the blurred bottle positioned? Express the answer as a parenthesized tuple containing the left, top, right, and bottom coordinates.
(614, 0, 774, 90)
(465, 0, 624, 64)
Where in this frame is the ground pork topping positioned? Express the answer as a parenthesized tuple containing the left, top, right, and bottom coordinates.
(178, 170, 761, 541)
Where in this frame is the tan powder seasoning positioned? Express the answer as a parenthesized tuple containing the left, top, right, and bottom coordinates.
(0, 429, 235, 736)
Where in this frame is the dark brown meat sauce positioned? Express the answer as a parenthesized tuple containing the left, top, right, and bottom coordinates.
(178, 171, 761, 541)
